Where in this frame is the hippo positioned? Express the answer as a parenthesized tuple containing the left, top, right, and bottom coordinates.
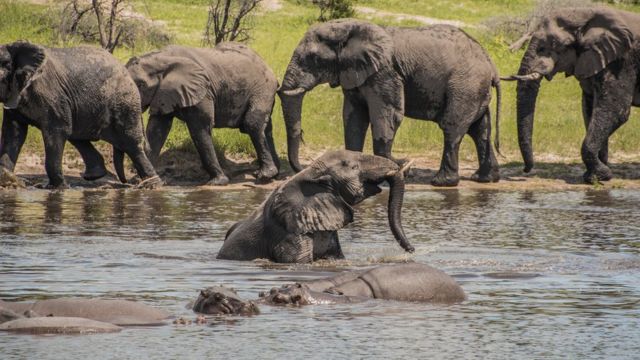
(0, 317, 123, 335)
(193, 263, 465, 315)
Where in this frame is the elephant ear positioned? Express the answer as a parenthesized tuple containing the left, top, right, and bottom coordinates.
(151, 56, 209, 115)
(5, 41, 46, 109)
(574, 10, 634, 79)
(271, 174, 354, 235)
(337, 22, 393, 90)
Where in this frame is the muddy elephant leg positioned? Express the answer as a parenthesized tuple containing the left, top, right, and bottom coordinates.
(581, 70, 634, 183)
(182, 109, 228, 186)
(145, 113, 174, 165)
(0, 110, 28, 171)
(245, 110, 279, 182)
(581, 91, 608, 166)
(273, 234, 313, 263)
(468, 110, 499, 183)
(42, 132, 68, 189)
(343, 90, 370, 152)
(313, 231, 344, 260)
(69, 140, 107, 180)
(265, 118, 281, 171)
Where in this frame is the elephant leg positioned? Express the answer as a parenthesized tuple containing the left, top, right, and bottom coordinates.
(42, 133, 68, 189)
(343, 91, 370, 152)
(265, 118, 281, 172)
(0, 110, 28, 171)
(273, 234, 314, 263)
(145, 114, 174, 165)
(581, 92, 608, 166)
(313, 231, 345, 260)
(467, 110, 499, 183)
(581, 69, 635, 183)
(69, 140, 107, 180)
(184, 112, 228, 186)
(245, 110, 279, 182)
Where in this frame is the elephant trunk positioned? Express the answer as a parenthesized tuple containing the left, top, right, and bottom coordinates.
(113, 147, 126, 183)
(278, 58, 319, 172)
(387, 171, 414, 253)
(515, 39, 542, 173)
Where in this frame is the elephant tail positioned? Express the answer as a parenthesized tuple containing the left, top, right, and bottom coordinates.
(113, 146, 127, 183)
(493, 77, 502, 157)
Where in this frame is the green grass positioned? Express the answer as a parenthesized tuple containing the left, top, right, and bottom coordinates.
(1, 0, 639, 166)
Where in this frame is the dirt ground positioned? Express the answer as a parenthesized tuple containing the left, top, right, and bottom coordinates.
(2, 148, 640, 191)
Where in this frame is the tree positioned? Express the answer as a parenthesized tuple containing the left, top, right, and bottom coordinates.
(202, 0, 262, 46)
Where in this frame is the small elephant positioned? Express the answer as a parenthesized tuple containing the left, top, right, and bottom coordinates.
(0, 298, 169, 326)
(193, 263, 465, 316)
(126, 43, 280, 185)
(279, 19, 501, 186)
(0, 41, 160, 188)
(502, 7, 640, 183)
(216, 150, 414, 263)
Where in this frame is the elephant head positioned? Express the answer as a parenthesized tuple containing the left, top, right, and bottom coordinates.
(278, 20, 393, 172)
(125, 51, 209, 115)
(503, 8, 634, 172)
(193, 286, 259, 316)
(272, 150, 414, 253)
(0, 41, 46, 110)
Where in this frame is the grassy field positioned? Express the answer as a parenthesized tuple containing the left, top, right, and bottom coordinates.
(0, 0, 639, 167)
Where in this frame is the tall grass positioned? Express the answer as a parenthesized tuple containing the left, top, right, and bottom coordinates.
(0, 0, 638, 166)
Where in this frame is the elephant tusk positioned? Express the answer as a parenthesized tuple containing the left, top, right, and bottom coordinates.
(500, 73, 542, 82)
(281, 87, 305, 96)
(386, 160, 415, 177)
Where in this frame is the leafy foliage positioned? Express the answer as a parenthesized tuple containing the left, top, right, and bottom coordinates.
(312, 0, 356, 21)
(202, 0, 262, 45)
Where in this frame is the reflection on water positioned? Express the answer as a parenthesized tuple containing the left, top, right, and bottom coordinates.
(1, 188, 639, 358)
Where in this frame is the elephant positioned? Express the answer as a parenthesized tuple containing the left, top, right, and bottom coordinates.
(0, 298, 169, 326)
(502, 7, 640, 183)
(126, 43, 280, 185)
(279, 19, 502, 187)
(216, 150, 414, 263)
(0, 41, 160, 189)
(192, 263, 466, 316)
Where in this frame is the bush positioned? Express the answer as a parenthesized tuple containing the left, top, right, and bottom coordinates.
(312, 0, 356, 22)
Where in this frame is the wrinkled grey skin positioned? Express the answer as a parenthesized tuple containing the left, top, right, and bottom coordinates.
(216, 150, 414, 263)
(280, 19, 501, 187)
(503, 7, 640, 183)
(0, 41, 159, 188)
(0, 298, 169, 326)
(192, 286, 260, 316)
(196, 264, 465, 315)
(126, 43, 280, 185)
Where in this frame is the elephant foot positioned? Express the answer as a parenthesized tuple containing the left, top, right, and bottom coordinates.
(206, 174, 230, 186)
(82, 166, 108, 181)
(583, 165, 613, 184)
(40, 181, 69, 190)
(136, 175, 163, 189)
(431, 171, 460, 187)
(254, 165, 278, 183)
(471, 168, 500, 183)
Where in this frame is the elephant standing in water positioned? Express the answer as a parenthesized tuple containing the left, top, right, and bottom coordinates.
(503, 7, 640, 183)
(0, 41, 160, 189)
(193, 263, 466, 316)
(279, 19, 502, 187)
(126, 43, 280, 185)
(217, 150, 414, 263)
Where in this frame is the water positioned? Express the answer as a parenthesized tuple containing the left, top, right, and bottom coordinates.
(1, 188, 639, 359)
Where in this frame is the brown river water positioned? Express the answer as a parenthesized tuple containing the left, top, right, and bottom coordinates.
(0, 188, 639, 359)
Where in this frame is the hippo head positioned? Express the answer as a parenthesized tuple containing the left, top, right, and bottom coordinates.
(258, 283, 314, 305)
(192, 286, 259, 316)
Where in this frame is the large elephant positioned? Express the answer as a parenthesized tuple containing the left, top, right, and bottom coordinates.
(216, 150, 414, 263)
(0, 41, 160, 189)
(279, 19, 502, 187)
(502, 7, 640, 183)
(126, 43, 280, 185)
(193, 263, 466, 316)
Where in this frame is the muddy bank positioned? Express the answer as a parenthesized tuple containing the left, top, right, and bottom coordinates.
(4, 149, 640, 190)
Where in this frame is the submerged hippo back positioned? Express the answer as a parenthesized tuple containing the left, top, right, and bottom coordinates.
(334, 263, 466, 304)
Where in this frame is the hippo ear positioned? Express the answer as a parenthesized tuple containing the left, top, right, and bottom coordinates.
(271, 174, 354, 234)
